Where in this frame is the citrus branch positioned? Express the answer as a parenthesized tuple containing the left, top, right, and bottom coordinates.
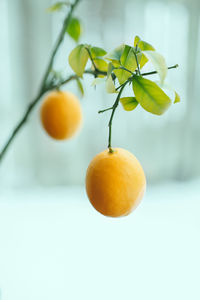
(0, 0, 81, 162)
(134, 45, 141, 76)
(41, 0, 80, 90)
(0, 23, 178, 167)
(141, 64, 178, 77)
(98, 107, 113, 113)
(114, 64, 179, 91)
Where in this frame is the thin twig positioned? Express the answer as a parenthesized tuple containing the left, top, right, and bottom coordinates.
(115, 66, 133, 75)
(98, 107, 113, 114)
(116, 79, 133, 91)
(40, 0, 80, 91)
(85, 47, 98, 73)
(141, 64, 178, 77)
(134, 46, 141, 76)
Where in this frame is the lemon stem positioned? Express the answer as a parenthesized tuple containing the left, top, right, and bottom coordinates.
(107, 82, 128, 151)
(134, 44, 141, 76)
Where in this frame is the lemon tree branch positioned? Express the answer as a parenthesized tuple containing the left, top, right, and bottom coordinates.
(134, 45, 141, 75)
(0, 28, 178, 165)
(41, 0, 80, 90)
(114, 64, 179, 91)
(0, 0, 81, 162)
(141, 64, 178, 77)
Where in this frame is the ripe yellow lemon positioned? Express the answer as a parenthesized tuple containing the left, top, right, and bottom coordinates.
(40, 90, 82, 140)
(86, 148, 146, 217)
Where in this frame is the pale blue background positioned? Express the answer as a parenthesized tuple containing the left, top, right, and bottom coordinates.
(0, 0, 200, 299)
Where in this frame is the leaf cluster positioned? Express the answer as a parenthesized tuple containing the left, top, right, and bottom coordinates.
(68, 36, 180, 116)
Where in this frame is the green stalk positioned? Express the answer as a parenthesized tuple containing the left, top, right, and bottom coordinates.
(107, 82, 128, 153)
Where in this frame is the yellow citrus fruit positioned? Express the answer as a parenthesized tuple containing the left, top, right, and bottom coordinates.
(86, 148, 146, 217)
(40, 90, 82, 140)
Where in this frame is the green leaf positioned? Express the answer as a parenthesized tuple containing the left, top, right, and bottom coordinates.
(66, 17, 82, 42)
(132, 76, 171, 115)
(68, 44, 89, 77)
(104, 44, 125, 66)
(114, 45, 138, 84)
(138, 40, 155, 51)
(143, 50, 167, 83)
(155, 81, 181, 104)
(47, 2, 68, 12)
(90, 47, 107, 58)
(134, 36, 141, 47)
(134, 36, 155, 68)
(107, 63, 114, 78)
(174, 91, 180, 103)
(76, 78, 84, 97)
(89, 47, 108, 77)
(106, 75, 117, 93)
(120, 97, 138, 111)
(93, 58, 108, 72)
(86, 46, 107, 76)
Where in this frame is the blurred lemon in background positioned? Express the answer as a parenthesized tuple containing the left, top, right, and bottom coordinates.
(40, 90, 82, 140)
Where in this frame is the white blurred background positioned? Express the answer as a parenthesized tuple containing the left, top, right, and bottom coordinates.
(0, 0, 200, 299)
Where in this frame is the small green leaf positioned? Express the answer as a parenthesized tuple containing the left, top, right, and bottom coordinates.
(132, 76, 171, 115)
(134, 37, 155, 68)
(76, 78, 84, 97)
(66, 17, 82, 42)
(121, 46, 138, 69)
(143, 50, 167, 83)
(120, 97, 138, 111)
(91, 77, 106, 86)
(138, 40, 155, 51)
(139, 56, 148, 69)
(174, 91, 180, 103)
(90, 47, 107, 58)
(114, 45, 138, 84)
(134, 36, 141, 47)
(85, 46, 107, 76)
(104, 44, 125, 66)
(68, 44, 89, 77)
(107, 63, 114, 78)
(47, 2, 68, 12)
(93, 58, 108, 72)
(106, 75, 117, 93)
